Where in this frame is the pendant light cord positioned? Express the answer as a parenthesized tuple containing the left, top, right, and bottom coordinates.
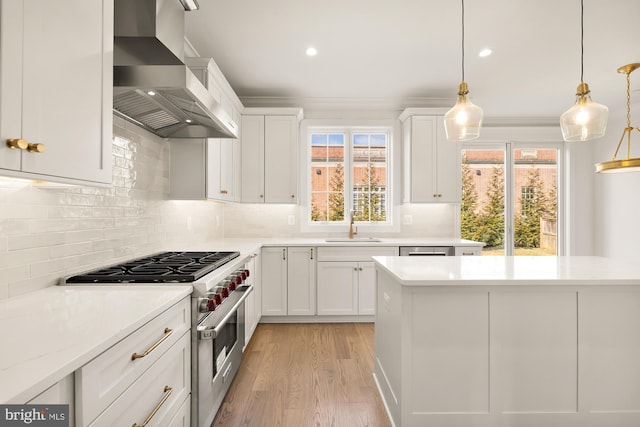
(580, 0, 584, 84)
(461, 0, 465, 82)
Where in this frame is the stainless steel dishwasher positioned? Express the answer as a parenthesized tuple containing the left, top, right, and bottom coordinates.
(399, 246, 455, 256)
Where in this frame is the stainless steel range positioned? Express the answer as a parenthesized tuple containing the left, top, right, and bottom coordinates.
(64, 251, 254, 427)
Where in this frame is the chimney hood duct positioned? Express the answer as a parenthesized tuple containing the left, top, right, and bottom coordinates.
(113, 0, 238, 139)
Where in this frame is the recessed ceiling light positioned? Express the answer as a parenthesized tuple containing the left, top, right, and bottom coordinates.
(147, 90, 156, 96)
(306, 47, 318, 57)
(479, 48, 493, 58)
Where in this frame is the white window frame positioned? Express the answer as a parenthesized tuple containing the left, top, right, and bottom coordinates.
(299, 119, 401, 233)
(460, 140, 565, 256)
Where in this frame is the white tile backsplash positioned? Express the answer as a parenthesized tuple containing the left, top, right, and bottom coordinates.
(0, 116, 224, 299)
(223, 202, 457, 238)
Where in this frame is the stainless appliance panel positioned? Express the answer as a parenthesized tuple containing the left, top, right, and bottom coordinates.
(399, 246, 455, 256)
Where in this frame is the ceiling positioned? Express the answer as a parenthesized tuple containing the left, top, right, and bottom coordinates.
(185, 0, 640, 121)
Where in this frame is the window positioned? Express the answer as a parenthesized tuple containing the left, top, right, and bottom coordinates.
(460, 143, 561, 256)
(305, 125, 393, 230)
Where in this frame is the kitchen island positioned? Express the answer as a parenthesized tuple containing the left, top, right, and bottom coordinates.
(372, 256, 640, 427)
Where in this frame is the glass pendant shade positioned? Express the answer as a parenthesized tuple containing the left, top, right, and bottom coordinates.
(444, 83, 484, 141)
(560, 83, 609, 141)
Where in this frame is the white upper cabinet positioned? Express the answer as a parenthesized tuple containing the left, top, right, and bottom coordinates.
(0, 0, 112, 185)
(400, 110, 461, 203)
(241, 108, 302, 203)
(170, 58, 242, 201)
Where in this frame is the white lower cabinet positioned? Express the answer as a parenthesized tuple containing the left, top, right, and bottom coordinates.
(167, 395, 190, 427)
(287, 247, 316, 316)
(317, 262, 359, 315)
(245, 251, 262, 347)
(261, 246, 316, 316)
(75, 297, 191, 427)
(316, 246, 398, 316)
(27, 374, 75, 427)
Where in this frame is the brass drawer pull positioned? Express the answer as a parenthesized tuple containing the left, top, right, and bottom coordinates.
(131, 385, 173, 427)
(7, 139, 28, 150)
(131, 328, 173, 360)
(27, 143, 46, 153)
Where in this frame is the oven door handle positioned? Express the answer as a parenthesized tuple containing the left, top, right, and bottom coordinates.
(198, 286, 253, 340)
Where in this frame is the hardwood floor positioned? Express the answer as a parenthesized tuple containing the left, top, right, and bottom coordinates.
(212, 323, 392, 427)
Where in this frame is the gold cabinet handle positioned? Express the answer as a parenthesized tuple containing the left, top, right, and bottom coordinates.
(220, 190, 228, 194)
(131, 328, 173, 360)
(6, 139, 28, 150)
(260, 194, 264, 198)
(131, 385, 173, 427)
(27, 143, 46, 153)
(282, 248, 286, 261)
(291, 194, 295, 198)
(310, 248, 313, 260)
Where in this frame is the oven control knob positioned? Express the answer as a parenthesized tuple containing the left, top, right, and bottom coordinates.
(199, 297, 217, 313)
(224, 278, 237, 290)
(234, 275, 243, 285)
(221, 287, 230, 297)
(244, 269, 250, 278)
(214, 293, 223, 305)
(236, 270, 247, 281)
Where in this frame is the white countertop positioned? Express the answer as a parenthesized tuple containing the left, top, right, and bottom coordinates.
(373, 256, 640, 286)
(0, 285, 192, 403)
(174, 236, 483, 249)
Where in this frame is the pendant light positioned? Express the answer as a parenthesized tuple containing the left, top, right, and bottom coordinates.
(595, 63, 640, 173)
(559, 0, 608, 141)
(444, 0, 483, 141)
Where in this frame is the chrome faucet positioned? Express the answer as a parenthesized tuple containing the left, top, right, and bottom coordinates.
(348, 209, 357, 239)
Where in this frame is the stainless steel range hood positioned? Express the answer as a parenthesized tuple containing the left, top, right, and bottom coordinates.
(113, 0, 238, 139)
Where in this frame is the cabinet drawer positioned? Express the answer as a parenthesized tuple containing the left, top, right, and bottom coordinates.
(76, 297, 190, 425)
(316, 246, 398, 262)
(167, 395, 190, 427)
(455, 246, 482, 256)
(88, 332, 191, 427)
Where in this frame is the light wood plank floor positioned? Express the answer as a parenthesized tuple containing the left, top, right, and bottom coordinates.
(212, 323, 392, 427)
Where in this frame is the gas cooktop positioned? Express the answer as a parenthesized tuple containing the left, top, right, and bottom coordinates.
(65, 251, 240, 283)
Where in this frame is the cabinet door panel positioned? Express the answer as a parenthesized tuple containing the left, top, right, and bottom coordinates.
(434, 119, 461, 203)
(406, 116, 436, 202)
(287, 247, 316, 316)
(317, 262, 358, 315)
(0, 0, 23, 171)
(219, 138, 233, 200)
(358, 262, 376, 315)
(205, 139, 222, 199)
(264, 116, 297, 203)
(261, 247, 287, 316)
(21, 0, 111, 183)
(241, 115, 265, 202)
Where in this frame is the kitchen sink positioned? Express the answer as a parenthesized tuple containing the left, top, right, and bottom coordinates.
(325, 237, 382, 242)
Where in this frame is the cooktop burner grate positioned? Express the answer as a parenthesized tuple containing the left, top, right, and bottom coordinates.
(65, 251, 240, 283)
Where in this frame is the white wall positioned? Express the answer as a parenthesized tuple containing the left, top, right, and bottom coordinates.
(593, 101, 640, 257)
(0, 116, 225, 299)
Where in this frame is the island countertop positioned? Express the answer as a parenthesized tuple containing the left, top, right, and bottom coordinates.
(372, 255, 640, 286)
